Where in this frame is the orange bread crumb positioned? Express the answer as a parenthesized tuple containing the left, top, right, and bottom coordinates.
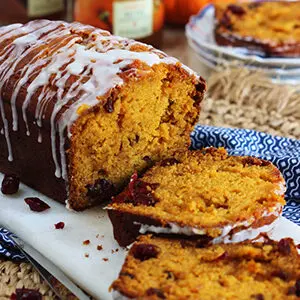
(111, 235, 300, 299)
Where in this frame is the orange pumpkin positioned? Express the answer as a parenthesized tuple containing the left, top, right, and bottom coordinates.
(153, 0, 165, 33)
(165, 0, 211, 25)
(74, 1, 113, 32)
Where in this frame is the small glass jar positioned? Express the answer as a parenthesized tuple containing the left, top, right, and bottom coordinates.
(74, 0, 165, 49)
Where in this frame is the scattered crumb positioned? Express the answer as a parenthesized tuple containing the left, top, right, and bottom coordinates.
(111, 249, 115, 254)
(102, 258, 108, 262)
(97, 245, 103, 251)
(101, 235, 105, 238)
(96, 234, 100, 238)
(54, 222, 65, 229)
(83, 240, 90, 245)
(115, 248, 119, 252)
(84, 253, 89, 258)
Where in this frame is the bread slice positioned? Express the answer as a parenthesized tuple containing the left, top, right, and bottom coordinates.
(111, 235, 300, 299)
(214, 1, 300, 57)
(107, 148, 285, 246)
(0, 20, 206, 210)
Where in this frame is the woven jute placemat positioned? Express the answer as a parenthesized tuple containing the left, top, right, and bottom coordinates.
(1, 66, 300, 299)
(201, 66, 300, 140)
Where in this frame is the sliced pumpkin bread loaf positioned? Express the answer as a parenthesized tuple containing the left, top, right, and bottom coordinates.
(111, 235, 300, 299)
(107, 148, 285, 246)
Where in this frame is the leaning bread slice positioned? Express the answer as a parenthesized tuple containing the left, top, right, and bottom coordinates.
(111, 235, 300, 300)
(107, 148, 285, 246)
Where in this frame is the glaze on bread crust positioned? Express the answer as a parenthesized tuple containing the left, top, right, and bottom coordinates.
(111, 235, 300, 299)
(0, 20, 206, 210)
(107, 148, 285, 246)
(214, 2, 300, 57)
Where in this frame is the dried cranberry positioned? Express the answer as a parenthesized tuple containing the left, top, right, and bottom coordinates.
(128, 173, 159, 206)
(146, 288, 165, 299)
(24, 197, 50, 212)
(114, 173, 159, 206)
(13, 288, 42, 300)
(251, 294, 264, 300)
(142, 156, 152, 163)
(128, 172, 139, 196)
(86, 178, 116, 203)
(1, 174, 20, 195)
(160, 158, 179, 167)
(132, 190, 157, 206)
(278, 239, 291, 255)
(54, 222, 65, 229)
(112, 192, 130, 204)
(271, 270, 289, 281)
(220, 13, 232, 29)
(132, 243, 160, 261)
(228, 4, 246, 15)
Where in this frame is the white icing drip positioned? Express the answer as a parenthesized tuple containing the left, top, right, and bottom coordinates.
(4, 21, 54, 132)
(11, 23, 70, 135)
(0, 21, 54, 160)
(0, 20, 198, 180)
(136, 202, 282, 243)
(138, 222, 207, 235)
(38, 131, 42, 143)
(213, 218, 279, 244)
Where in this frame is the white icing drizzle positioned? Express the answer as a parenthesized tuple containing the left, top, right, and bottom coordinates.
(212, 217, 280, 244)
(0, 20, 198, 179)
(37, 131, 42, 143)
(136, 202, 283, 244)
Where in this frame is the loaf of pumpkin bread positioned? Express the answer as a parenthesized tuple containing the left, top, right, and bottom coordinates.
(0, 20, 206, 210)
